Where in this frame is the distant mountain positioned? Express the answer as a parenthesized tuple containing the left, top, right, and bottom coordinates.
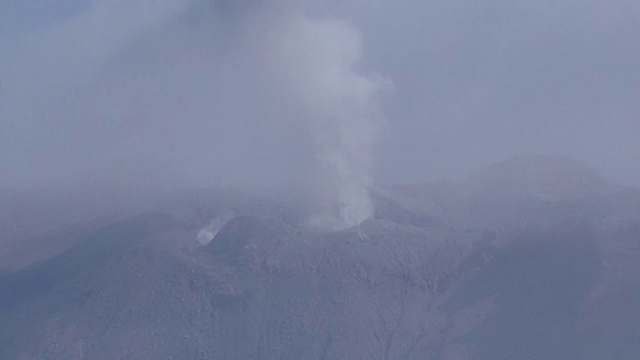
(388, 155, 621, 229)
(1, 156, 639, 359)
(460, 155, 611, 199)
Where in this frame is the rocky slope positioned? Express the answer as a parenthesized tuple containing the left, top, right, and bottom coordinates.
(1, 156, 639, 359)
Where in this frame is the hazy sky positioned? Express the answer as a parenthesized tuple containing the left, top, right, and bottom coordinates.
(1, 0, 639, 191)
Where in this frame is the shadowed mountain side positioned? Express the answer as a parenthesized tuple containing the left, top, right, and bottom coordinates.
(0, 213, 179, 311)
(441, 223, 604, 360)
(0, 186, 312, 270)
(0, 215, 118, 271)
(0, 213, 195, 359)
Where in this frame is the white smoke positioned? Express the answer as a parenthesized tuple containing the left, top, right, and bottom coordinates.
(196, 212, 235, 245)
(262, 10, 385, 230)
(2, 1, 385, 230)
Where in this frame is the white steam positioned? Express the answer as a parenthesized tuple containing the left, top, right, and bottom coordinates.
(264, 12, 384, 230)
(196, 212, 235, 245)
(2, 1, 385, 231)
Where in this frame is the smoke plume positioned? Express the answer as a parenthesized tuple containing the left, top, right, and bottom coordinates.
(263, 10, 384, 229)
(1, 1, 384, 230)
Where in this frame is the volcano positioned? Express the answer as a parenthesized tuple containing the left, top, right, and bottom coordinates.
(1, 156, 639, 359)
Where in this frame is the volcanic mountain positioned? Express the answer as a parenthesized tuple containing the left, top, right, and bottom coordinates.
(1, 156, 639, 359)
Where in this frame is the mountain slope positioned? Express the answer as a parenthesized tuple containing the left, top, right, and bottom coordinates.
(1, 156, 639, 359)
